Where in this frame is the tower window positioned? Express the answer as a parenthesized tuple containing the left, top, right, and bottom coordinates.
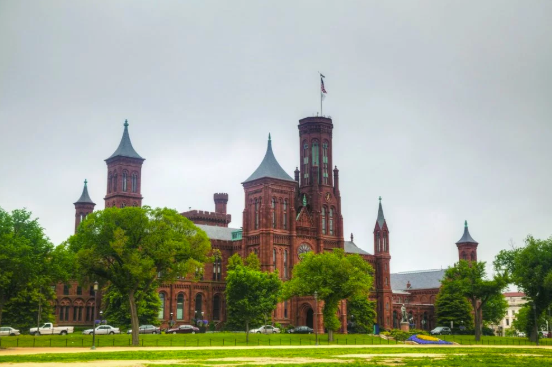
(303, 143, 309, 185)
(176, 293, 184, 320)
(113, 174, 117, 191)
(283, 199, 288, 230)
(321, 206, 326, 235)
(273, 248, 276, 269)
(377, 233, 381, 252)
(108, 175, 112, 193)
(213, 255, 222, 281)
(323, 142, 329, 185)
(254, 198, 259, 230)
(284, 250, 288, 279)
(272, 198, 276, 229)
(312, 141, 319, 167)
(122, 171, 128, 192)
(329, 207, 334, 235)
(132, 173, 137, 193)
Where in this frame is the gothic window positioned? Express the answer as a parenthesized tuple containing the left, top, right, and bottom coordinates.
(158, 292, 165, 319)
(113, 174, 117, 191)
(254, 199, 259, 230)
(322, 142, 329, 184)
(321, 206, 326, 235)
(312, 140, 319, 166)
(303, 142, 309, 185)
(80, 212, 84, 223)
(384, 235, 388, 252)
(272, 198, 276, 229)
(273, 248, 277, 269)
(213, 295, 221, 320)
(283, 199, 288, 230)
(122, 171, 128, 192)
(284, 250, 288, 279)
(108, 174, 112, 193)
(213, 255, 222, 281)
(376, 233, 381, 252)
(329, 207, 334, 235)
(131, 173, 137, 193)
(176, 293, 184, 320)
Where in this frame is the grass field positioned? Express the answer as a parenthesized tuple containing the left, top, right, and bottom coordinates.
(2, 345, 552, 366)
(0, 332, 550, 349)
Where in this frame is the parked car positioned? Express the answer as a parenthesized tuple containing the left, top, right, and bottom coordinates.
(430, 326, 452, 335)
(518, 332, 526, 337)
(287, 326, 313, 334)
(166, 325, 199, 334)
(127, 325, 161, 334)
(82, 325, 121, 335)
(30, 323, 74, 336)
(250, 325, 280, 334)
(0, 327, 20, 336)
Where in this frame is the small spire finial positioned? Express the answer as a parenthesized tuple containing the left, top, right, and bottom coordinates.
(351, 233, 354, 242)
(84, 179, 87, 186)
(124, 119, 129, 127)
(379, 196, 382, 202)
(465, 220, 468, 228)
(268, 133, 271, 141)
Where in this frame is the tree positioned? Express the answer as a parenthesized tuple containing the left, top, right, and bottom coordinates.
(68, 206, 211, 345)
(347, 295, 377, 334)
(482, 293, 508, 327)
(495, 236, 552, 341)
(102, 283, 161, 330)
(283, 249, 374, 341)
(435, 287, 474, 331)
(225, 253, 282, 342)
(441, 260, 507, 341)
(0, 208, 72, 328)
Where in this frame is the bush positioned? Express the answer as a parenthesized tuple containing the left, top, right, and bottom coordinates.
(389, 329, 411, 341)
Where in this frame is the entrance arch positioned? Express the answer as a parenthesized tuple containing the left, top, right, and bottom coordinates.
(306, 309, 314, 328)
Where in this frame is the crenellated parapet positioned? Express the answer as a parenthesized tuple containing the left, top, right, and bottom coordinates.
(181, 209, 231, 227)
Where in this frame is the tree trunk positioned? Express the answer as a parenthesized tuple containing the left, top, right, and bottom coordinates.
(473, 299, 481, 341)
(0, 304, 3, 327)
(128, 290, 140, 346)
(246, 320, 249, 343)
(328, 329, 333, 342)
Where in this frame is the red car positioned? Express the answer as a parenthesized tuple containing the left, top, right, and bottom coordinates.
(166, 325, 199, 334)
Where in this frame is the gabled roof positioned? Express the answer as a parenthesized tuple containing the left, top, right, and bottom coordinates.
(344, 241, 371, 255)
(243, 134, 294, 183)
(456, 220, 478, 244)
(106, 120, 144, 161)
(74, 179, 95, 205)
(390, 269, 445, 291)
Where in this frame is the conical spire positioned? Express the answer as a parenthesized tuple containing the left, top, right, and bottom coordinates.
(243, 134, 294, 183)
(74, 179, 95, 204)
(456, 220, 478, 244)
(377, 196, 386, 228)
(106, 119, 144, 161)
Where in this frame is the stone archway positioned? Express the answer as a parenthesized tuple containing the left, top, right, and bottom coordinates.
(306, 309, 314, 328)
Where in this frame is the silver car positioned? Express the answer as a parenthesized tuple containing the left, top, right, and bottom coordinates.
(0, 327, 20, 336)
(82, 325, 121, 335)
(250, 325, 280, 334)
(127, 325, 161, 334)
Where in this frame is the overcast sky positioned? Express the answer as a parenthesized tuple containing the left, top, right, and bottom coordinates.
(1, 1, 551, 276)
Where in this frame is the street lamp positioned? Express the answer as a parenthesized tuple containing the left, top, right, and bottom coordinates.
(99, 310, 103, 324)
(91, 281, 98, 350)
(314, 291, 318, 346)
(421, 319, 426, 330)
(170, 312, 174, 328)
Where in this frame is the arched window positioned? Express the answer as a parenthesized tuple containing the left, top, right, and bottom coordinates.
(462, 251, 467, 260)
(272, 198, 276, 229)
(284, 250, 288, 279)
(273, 248, 277, 270)
(122, 171, 128, 192)
(384, 235, 388, 252)
(158, 293, 165, 319)
(213, 255, 221, 281)
(329, 207, 334, 235)
(80, 212, 84, 222)
(376, 233, 381, 252)
(322, 142, 329, 184)
(108, 174, 112, 193)
(195, 294, 203, 321)
(471, 252, 476, 261)
(283, 199, 288, 230)
(321, 206, 326, 234)
(213, 295, 221, 320)
(303, 142, 309, 185)
(113, 174, 117, 191)
(284, 300, 288, 318)
(176, 294, 184, 320)
(254, 199, 259, 230)
(312, 140, 319, 166)
(131, 173, 138, 193)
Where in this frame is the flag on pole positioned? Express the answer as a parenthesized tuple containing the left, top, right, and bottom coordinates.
(320, 75, 327, 94)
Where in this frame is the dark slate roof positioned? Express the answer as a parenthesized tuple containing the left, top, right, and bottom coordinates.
(456, 220, 478, 244)
(243, 134, 295, 183)
(195, 224, 240, 241)
(344, 241, 371, 255)
(390, 269, 445, 290)
(377, 197, 386, 228)
(106, 120, 144, 161)
(74, 180, 95, 204)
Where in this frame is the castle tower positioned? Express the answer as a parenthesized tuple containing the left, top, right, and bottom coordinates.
(104, 120, 145, 208)
(181, 193, 232, 227)
(242, 134, 297, 272)
(74, 179, 95, 233)
(214, 193, 229, 215)
(373, 197, 392, 330)
(456, 220, 478, 262)
(297, 116, 344, 253)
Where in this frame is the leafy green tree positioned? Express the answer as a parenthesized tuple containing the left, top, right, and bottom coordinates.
(512, 304, 548, 336)
(0, 208, 72, 328)
(435, 287, 474, 331)
(482, 293, 508, 327)
(347, 295, 377, 334)
(495, 236, 552, 341)
(225, 253, 282, 342)
(68, 206, 211, 345)
(102, 283, 161, 330)
(441, 260, 507, 341)
(283, 249, 374, 341)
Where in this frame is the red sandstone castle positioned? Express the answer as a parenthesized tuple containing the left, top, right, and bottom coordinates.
(58, 116, 479, 332)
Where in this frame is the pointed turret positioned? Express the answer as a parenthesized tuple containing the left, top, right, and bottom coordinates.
(456, 220, 478, 262)
(376, 196, 386, 229)
(106, 120, 144, 161)
(374, 197, 389, 253)
(243, 134, 294, 183)
(74, 179, 96, 233)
